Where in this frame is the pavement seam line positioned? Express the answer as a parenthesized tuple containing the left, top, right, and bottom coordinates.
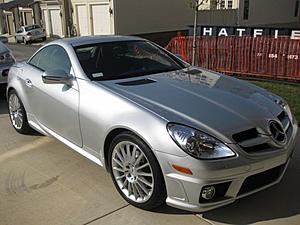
(82, 204, 130, 225)
(195, 214, 216, 225)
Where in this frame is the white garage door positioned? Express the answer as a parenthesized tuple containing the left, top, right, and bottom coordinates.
(43, 10, 50, 36)
(91, 4, 111, 35)
(50, 9, 63, 37)
(76, 5, 88, 36)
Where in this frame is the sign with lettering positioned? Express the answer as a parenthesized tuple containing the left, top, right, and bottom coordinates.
(188, 26, 300, 40)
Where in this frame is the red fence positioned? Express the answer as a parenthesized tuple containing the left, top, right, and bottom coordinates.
(165, 36, 300, 82)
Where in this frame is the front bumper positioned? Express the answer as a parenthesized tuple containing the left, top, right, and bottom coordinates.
(0, 63, 14, 84)
(155, 122, 298, 212)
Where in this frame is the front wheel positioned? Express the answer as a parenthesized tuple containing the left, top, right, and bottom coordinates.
(8, 90, 32, 134)
(109, 132, 166, 210)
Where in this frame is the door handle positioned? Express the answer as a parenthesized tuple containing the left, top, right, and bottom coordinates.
(25, 78, 33, 88)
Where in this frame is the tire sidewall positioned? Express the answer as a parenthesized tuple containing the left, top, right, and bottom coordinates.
(108, 132, 166, 210)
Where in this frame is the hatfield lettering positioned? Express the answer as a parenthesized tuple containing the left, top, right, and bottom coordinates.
(200, 27, 300, 40)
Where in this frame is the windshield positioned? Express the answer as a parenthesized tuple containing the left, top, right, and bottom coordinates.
(74, 40, 185, 80)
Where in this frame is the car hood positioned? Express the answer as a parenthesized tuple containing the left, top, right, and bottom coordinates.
(99, 68, 283, 143)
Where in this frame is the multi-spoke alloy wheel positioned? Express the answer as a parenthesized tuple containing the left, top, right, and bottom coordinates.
(111, 141, 154, 203)
(9, 93, 24, 130)
(8, 90, 32, 134)
(109, 132, 166, 210)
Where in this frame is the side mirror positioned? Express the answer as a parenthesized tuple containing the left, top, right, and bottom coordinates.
(42, 69, 73, 86)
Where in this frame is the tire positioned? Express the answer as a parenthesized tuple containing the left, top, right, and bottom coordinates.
(42, 37, 46, 41)
(23, 38, 28, 45)
(8, 89, 33, 134)
(108, 131, 166, 210)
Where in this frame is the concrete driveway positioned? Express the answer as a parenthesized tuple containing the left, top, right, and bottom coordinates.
(0, 87, 209, 225)
(0, 44, 300, 225)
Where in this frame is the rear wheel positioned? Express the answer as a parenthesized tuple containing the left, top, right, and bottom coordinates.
(23, 38, 28, 45)
(8, 90, 32, 134)
(109, 131, 166, 210)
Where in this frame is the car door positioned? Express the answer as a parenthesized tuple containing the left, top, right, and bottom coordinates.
(25, 45, 82, 147)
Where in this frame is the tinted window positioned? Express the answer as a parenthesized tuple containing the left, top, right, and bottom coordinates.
(25, 24, 41, 31)
(74, 40, 184, 81)
(29, 45, 71, 73)
(17, 28, 23, 33)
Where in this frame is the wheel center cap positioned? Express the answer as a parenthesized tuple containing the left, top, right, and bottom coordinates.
(126, 165, 137, 183)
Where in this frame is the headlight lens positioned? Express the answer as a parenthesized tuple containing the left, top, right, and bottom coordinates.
(167, 123, 235, 160)
(0, 52, 15, 64)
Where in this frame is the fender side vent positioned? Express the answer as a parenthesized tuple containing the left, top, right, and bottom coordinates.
(117, 78, 156, 86)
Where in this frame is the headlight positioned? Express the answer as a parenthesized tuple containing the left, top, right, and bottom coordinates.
(0, 52, 15, 64)
(167, 123, 235, 160)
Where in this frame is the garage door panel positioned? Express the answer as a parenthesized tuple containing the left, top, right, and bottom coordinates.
(50, 9, 63, 37)
(25, 12, 33, 25)
(43, 10, 50, 36)
(91, 4, 110, 35)
(76, 5, 88, 36)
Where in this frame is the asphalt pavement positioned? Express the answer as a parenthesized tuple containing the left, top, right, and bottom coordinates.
(0, 44, 299, 225)
(7, 43, 41, 62)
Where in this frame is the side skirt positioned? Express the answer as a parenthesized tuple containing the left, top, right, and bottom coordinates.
(29, 120, 103, 167)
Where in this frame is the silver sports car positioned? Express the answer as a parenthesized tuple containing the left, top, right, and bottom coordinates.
(7, 36, 298, 212)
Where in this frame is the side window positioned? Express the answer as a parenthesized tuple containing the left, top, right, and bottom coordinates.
(16, 28, 23, 33)
(28, 45, 71, 73)
(28, 47, 45, 67)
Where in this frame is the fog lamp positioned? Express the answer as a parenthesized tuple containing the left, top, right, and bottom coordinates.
(201, 186, 216, 200)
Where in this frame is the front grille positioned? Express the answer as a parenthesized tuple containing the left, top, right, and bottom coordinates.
(232, 110, 293, 154)
(238, 164, 285, 196)
(240, 143, 271, 153)
(277, 111, 286, 121)
(232, 128, 258, 143)
(232, 128, 271, 153)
